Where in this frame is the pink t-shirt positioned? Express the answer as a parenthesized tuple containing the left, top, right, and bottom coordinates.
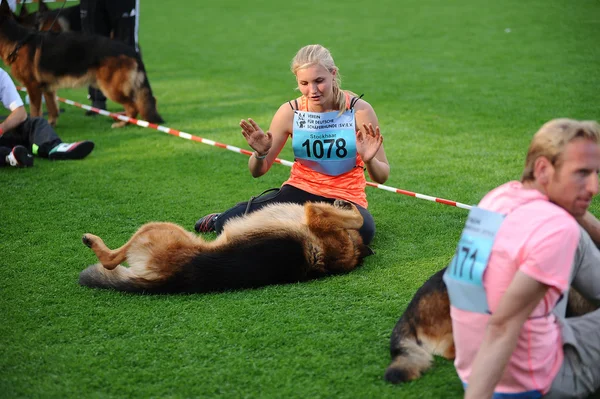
(451, 181, 580, 395)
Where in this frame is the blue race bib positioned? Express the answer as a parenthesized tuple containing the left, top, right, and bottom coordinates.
(292, 110, 357, 176)
(443, 207, 506, 313)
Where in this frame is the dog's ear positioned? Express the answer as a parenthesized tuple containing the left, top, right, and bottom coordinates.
(38, 1, 49, 13)
(0, 0, 15, 18)
(0, 0, 10, 16)
(18, 2, 29, 17)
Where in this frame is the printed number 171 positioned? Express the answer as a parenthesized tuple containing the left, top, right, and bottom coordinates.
(451, 245, 478, 280)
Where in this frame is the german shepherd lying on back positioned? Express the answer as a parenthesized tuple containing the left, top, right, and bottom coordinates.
(384, 267, 598, 384)
(79, 200, 372, 294)
(0, 0, 163, 128)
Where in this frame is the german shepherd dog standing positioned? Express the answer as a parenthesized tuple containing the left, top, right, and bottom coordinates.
(79, 200, 373, 294)
(384, 267, 598, 384)
(0, 0, 163, 128)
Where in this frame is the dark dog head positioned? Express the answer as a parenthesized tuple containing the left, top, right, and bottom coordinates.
(32, 2, 67, 33)
(14, 3, 38, 28)
(2, 0, 63, 32)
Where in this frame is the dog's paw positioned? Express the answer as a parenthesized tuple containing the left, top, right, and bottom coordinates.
(111, 121, 128, 129)
(333, 199, 353, 210)
(82, 234, 93, 248)
(306, 243, 326, 272)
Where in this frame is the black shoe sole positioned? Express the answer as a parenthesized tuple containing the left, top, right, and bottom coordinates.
(12, 146, 34, 167)
(49, 142, 95, 160)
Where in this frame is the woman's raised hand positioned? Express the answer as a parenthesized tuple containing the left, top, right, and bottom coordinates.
(356, 123, 383, 162)
(240, 118, 272, 155)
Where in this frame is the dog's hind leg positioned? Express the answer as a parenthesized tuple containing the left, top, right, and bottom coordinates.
(95, 58, 139, 128)
(43, 91, 59, 127)
(82, 222, 202, 271)
(82, 233, 130, 270)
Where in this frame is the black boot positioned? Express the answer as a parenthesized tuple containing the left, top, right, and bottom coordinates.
(84, 100, 107, 116)
(85, 87, 107, 116)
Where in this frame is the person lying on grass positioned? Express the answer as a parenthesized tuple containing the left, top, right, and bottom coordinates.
(0, 69, 94, 168)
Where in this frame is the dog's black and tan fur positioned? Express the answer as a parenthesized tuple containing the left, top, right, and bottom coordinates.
(0, 0, 162, 128)
(384, 267, 598, 384)
(384, 268, 454, 383)
(79, 200, 372, 294)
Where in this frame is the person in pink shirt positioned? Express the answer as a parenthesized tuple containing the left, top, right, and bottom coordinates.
(446, 118, 600, 398)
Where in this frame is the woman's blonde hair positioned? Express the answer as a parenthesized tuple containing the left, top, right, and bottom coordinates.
(290, 44, 355, 111)
(521, 118, 600, 182)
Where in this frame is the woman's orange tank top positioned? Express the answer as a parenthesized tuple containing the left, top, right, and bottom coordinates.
(282, 93, 368, 208)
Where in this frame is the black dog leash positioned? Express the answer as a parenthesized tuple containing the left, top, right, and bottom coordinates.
(244, 188, 280, 215)
(45, 0, 68, 33)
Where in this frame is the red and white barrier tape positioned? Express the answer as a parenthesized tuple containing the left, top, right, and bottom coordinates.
(366, 183, 471, 209)
(17, 87, 473, 210)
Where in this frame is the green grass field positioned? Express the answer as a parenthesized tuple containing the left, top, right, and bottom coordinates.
(1, 0, 599, 397)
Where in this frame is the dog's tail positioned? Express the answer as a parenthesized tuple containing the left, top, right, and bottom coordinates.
(384, 326, 436, 383)
(79, 264, 153, 293)
(384, 267, 454, 384)
(134, 59, 164, 124)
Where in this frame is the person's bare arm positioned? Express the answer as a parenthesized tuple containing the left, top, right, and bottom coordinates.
(576, 211, 600, 246)
(464, 271, 548, 399)
(354, 101, 389, 184)
(0, 106, 27, 135)
(241, 103, 294, 178)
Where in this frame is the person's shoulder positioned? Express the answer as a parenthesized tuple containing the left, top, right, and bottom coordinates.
(351, 97, 378, 126)
(274, 100, 298, 115)
(518, 200, 580, 239)
(481, 182, 579, 235)
(268, 100, 298, 133)
(348, 95, 377, 120)
(523, 199, 574, 219)
(273, 98, 304, 117)
(351, 96, 373, 111)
